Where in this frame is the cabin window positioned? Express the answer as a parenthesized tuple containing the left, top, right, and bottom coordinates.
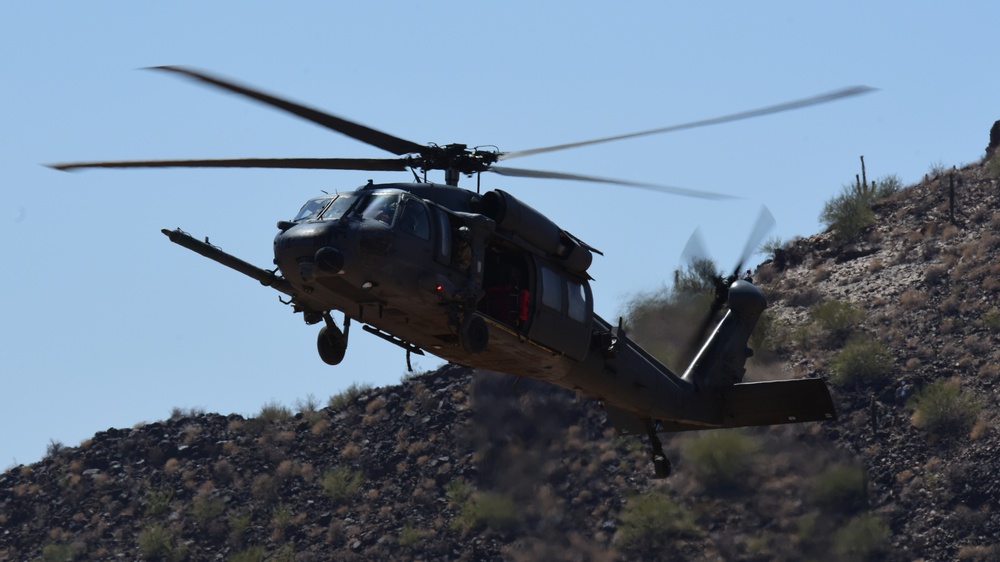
(397, 199, 431, 240)
(320, 195, 356, 221)
(540, 266, 563, 311)
(567, 279, 587, 322)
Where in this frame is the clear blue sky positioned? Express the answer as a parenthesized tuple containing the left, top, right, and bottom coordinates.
(3, 2, 998, 466)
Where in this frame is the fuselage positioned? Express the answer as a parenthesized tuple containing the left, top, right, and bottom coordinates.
(269, 181, 776, 432)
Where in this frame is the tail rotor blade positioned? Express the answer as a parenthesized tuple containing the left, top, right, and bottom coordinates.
(732, 206, 776, 277)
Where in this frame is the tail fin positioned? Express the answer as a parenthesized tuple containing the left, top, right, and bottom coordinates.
(675, 279, 837, 430)
(682, 279, 766, 391)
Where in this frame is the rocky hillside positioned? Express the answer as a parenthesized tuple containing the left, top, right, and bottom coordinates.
(3, 155, 1000, 561)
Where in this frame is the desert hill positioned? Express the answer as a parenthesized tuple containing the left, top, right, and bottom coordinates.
(3, 152, 1000, 561)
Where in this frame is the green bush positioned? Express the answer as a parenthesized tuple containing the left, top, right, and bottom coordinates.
(445, 477, 474, 505)
(988, 154, 1000, 178)
(320, 466, 362, 501)
(812, 463, 868, 512)
(811, 300, 865, 344)
(245, 401, 292, 434)
(137, 524, 186, 562)
(820, 175, 899, 243)
(399, 525, 424, 548)
(257, 401, 292, 423)
(450, 491, 518, 533)
(192, 495, 226, 524)
(833, 512, 890, 560)
(681, 430, 758, 489)
(821, 185, 876, 242)
(39, 542, 78, 562)
(829, 337, 893, 386)
(143, 486, 174, 517)
(908, 378, 982, 435)
(615, 490, 699, 550)
(328, 382, 373, 410)
(758, 235, 785, 260)
(982, 308, 1000, 331)
(874, 174, 903, 196)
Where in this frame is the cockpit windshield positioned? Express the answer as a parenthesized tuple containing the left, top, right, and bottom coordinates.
(320, 195, 357, 221)
(357, 192, 400, 226)
(293, 197, 333, 222)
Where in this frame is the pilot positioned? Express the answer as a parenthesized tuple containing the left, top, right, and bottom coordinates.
(375, 202, 397, 225)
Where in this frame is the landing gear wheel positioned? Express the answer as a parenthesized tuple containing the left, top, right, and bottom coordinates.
(645, 420, 671, 479)
(459, 314, 489, 354)
(652, 454, 672, 479)
(317, 325, 348, 365)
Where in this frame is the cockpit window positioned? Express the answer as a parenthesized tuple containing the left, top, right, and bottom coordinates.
(293, 197, 333, 222)
(320, 195, 357, 221)
(358, 192, 400, 226)
(397, 199, 431, 240)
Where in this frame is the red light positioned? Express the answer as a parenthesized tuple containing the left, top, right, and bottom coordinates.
(436, 284, 443, 291)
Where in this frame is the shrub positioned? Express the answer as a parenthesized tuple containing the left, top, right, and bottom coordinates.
(40, 542, 78, 562)
(988, 154, 1000, 178)
(192, 494, 226, 524)
(873, 174, 903, 196)
(328, 382, 373, 410)
(982, 308, 1000, 331)
(137, 524, 186, 562)
(758, 235, 785, 260)
(450, 491, 519, 533)
(821, 184, 877, 242)
(399, 525, 424, 548)
(829, 337, 893, 386)
(811, 300, 865, 344)
(820, 171, 900, 243)
(615, 490, 699, 550)
(908, 378, 982, 435)
(927, 160, 948, 177)
(681, 430, 758, 489)
(229, 512, 252, 545)
(321, 466, 362, 501)
(143, 486, 173, 516)
(445, 477, 474, 505)
(812, 463, 868, 512)
(245, 401, 292, 434)
(257, 401, 292, 423)
(833, 512, 890, 560)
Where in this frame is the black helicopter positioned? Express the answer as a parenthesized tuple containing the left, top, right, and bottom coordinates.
(52, 67, 866, 477)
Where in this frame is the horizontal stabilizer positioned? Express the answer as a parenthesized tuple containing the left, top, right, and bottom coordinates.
(658, 378, 836, 432)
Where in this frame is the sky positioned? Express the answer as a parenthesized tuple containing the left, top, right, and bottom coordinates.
(3, 2, 998, 467)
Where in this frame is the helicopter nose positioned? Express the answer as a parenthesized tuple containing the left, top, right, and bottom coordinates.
(315, 246, 346, 274)
(295, 247, 348, 283)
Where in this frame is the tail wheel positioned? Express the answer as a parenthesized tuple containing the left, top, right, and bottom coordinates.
(317, 325, 348, 365)
(459, 314, 489, 354)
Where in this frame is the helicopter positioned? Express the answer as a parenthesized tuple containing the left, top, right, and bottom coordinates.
(51, 66, 867, 477)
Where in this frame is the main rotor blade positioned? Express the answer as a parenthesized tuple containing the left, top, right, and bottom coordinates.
(48, 157, 411, 172)
(499, 86, 876, 161)
(150, 66, 426, 156)
(489, 165, 735, 200)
